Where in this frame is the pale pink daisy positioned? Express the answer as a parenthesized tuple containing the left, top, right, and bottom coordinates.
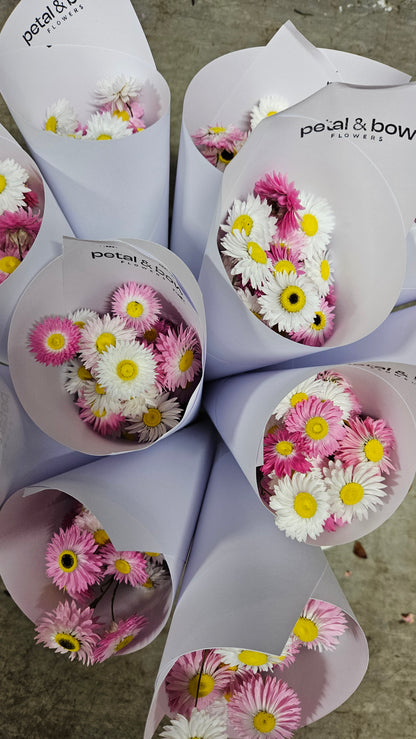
(73, 507, 111, 547)
(160, 707, 228, 739)
(0, 207, 41, 256)
(76, 392, 125, 437)
(192, 123, 246, 151)
(165, 650, 231, 718)
(215, 648, 284, 674)
(291, 598, 347, 652)
(262, 428, 311, 477)
(337, 415, 396, 474)
(45, 525, 102, 594)
(156, 324, 202, 390)
(35, 600, 100, 665)
(94, 74, 141, 112)
(289, 297, 335, 347)
(94, 614, 147, 662)
(111, 281, 162, 334)
(254, 171, 303, 239)
(272, 636, 300, 672)
(323, 458, 387, 523)
(266, 242, 304, 277)
(101, 543, 148, 586)
(268, 472, 330, 542)
(275, 228, 308, 260)
(228, 673, 301, 739)
(78, 313, 137, 371)
(285, 396, 345, 457)
(28, 315, 81, 366)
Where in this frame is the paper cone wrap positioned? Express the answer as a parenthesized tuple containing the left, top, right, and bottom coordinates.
(204, 362, 416, 545)
(144, 445, 368, 737)
(8, 237, 206, 455)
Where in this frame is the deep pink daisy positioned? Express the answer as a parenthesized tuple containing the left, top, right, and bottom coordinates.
(323, 513, 348, 532)
(254, 172, 303, 239)
(337, 415, 396, 474)
(289, 297, 335, 347)
(111, 281, 162, 334)
(266, 242, 304, 278)
(285, 396, 346, 457)
(23, 189, 39, 209)
(228, 673, 301, 739)
(45, 525, 103, 594)
(165, 649, 231, 718)
(0, 207, 42, 255)
(101, 543, 148, 586)
(76, 392, 125, 437)
(35, 600, 101, 664)
(156, 324, 202, 390)
(94, 614, 147, 662)
(262, 428, 312, 477)
(28, 315, 81, 366)
(291, 598, 348, 652)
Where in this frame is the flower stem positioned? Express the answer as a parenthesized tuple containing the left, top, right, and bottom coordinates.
(194, 649, 208, 708)
(111, 581, 119, 622)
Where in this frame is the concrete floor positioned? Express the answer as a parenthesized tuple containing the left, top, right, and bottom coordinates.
(1, 0, 416, 737)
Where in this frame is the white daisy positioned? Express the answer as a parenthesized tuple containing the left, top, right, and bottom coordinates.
(62, 357, 95, 396)
(125, 392, 182, 443)
(120, 384, 159, 419)
(298, 191, 335, 251)
(0, 158, 30, 214)
(94, 74, 141, 112)
(258, 271, 320, 332)
(73, 508, 110, 547)
(95, 340, 157, 401)
(221, 194, 276, 243)
(160, 707, 227, 739)
(269, 472, 330, 542)
(215, 647, 282, 673)
(82, 380, 123, 415)
(44, 98, 79, 136)
(304, 377, 360, 421)
(139, 561, 170, 592)
(68, 308, 100, 330)
(302, 248, 334, 298)
(272, 375, 321, 421)
(84, 111, 132, 140)
(235, 287, 262, 318)
(250, 94, 289, 130)
(323, 459, 386, 523)
(78, 314, 137, 371)
(221, 229, 273, 289)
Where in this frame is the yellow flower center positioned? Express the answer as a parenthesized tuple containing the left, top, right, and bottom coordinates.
(142, 408, 162, 427)
(96, 332, 116, 353)
(179, 349, 194, 373)
(293, 616, 319, 643)
(126, 300, 144, 318)
(46, 333, 66, 351)
(54, 633, 80, 652)
(301, 213, 319, 237)
(93, 408, 107, 418)
(95, 383, 106, 395)
(113, 110, 130, 122)
(145, 551, 161, 557)
(290, 391, 308, 407)
(232, 214, 253, 236)
(115, 558, 131, 574)
(253, 711, 276, 733)
(142, 577, 154, 589)
(305, 416, 329, 440)
(93, 529, 110, 546)
(0, 255, 20, 274)
(188, 673, 215, 699)
(144, 328, 157, 342)
(0, 174, 8, 193)
(77, 366, 93, 381)
(340, 481, 364, 505)
(209, 126, 226, 134)
(74, 321, 85, 328)
(96, 134, 112, 140)
(320, 259, 330, 281)
(274, 259, 295, 274)
(116, 359, 138, 381)
(293, 492, 317, 519)
(275, 440, 293, 456)
(364, 438, 384, 463)
(312, 311, 326, 331)
(280, 285, 306, 313)
(247, 241, 267, 264)
(114, 634, 134, 652)
(45, 116, 57, 133)
(238, 650, 268, 667)
(266, 110, 277, 117)
(58, 550, 77, 572)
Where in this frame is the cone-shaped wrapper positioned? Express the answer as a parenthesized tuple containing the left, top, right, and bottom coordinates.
(144, 444, 368, 737)
(8, 237, 206, 455)
(0, 420, 216, 652)
(204, 362, 416, 545)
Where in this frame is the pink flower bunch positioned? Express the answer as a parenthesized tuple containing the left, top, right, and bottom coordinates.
(27, 280, 203, 444)
(0, 172, 42, 285)
(35, 506, 170, 664)
(191, 123, 247, 171)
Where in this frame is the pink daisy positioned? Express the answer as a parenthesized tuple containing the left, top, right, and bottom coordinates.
(337, 415, 396, 474)
(94, 614, 147, 662)
(192, 123, 246, 151)
(272, 636, 301, 673)
(262, 428, 312, 477)
(323, 513, 348, 532)
(274, 228, 308, 260)
(78, 313, 137, 371)
(28, 315, 81, 366)
(254, 172, 303, 239)
(285, 396, 346, 457)
(228, 673, 301, 739)
(291, 598, 348, 652)
(289, 297, 335, 346)
(76, 392, 125, 437)
(111, 281, 162, 334)
(266, 242, 304, 277)
(0, 207, 42, 256)
(156, 324, 202, 390)
(23, 189, 39, 209)
(35, 600, 101, 664)
(101, 543, 148, 586)
(45, 525, 103, 594)
(165, 649, 231, 718)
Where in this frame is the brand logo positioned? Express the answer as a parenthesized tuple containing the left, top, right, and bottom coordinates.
(22, 1, 84, 46)
(300, 116, 416, 143)
(90, 250, 186, 302)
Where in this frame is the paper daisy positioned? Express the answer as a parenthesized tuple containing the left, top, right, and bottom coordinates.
(269, 472, 330, 542)
(298, 191, 335, 251)
(220, 228, 273, 290)
(166, 650, 231, 718)
(304, 374, 361, 420)
(0, 253, 20, 281)
(94, 74, 141, 112)
(156, 324, 202, 391)
(111, 281, 162, 334)
(250, 94, 289, 130)
(28, 316, 81, 366)
(35, 600, 100, 665)
(275, 228, 308, 260)
(76, 393, 125, 436)
(323, 458, 387, 523)
(78, 314, 137, 371)
(272, 375, 323, 421)
(0, 158, 31, 214)
(73, 508, 110, 547)
(235, 287, 262, 318)
(228, 673, 301, 739)
(101, 544, 148, 587)
(0, 207, 42, 256)
(285, 396, 345, 457)
(160, 707, 228, 739)
(272, 636, 300, 672)
(68, 308, 100, 330)
(266, 242, 304, 277)
(221, 194, 276, 244)
(82, 380, 124, 416)
(125, 392, 182, 443)
(215, 648, 283, 674)
(120, 384, 159, 419)
(139, 561, 170, 591)
(192, 123, 246, 151)
(254, 171, 303, 239)
(44, 98, 79, 136)
(95, 340, 157, 401)
(302, 248, 334, 298)
(337, 415, 396, 474)
(262, 428, 312, 477)
(84, 111, 133, 140)
(291, 598, 347, 652)
(45, 525, 102, 593)
(258, 272, 320, 333)
(289, 297, 335, 347)
(63, 359, 94, 395)
(94, 615, 147, 662)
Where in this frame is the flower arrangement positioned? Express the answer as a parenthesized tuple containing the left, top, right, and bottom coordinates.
(35, 505, 170, 665)
(158, 597, 348, 738)
(0, 157, 42, 284)
(26, 280, 202, 444)
(44, 74, 149, 140)
(259, 370, 397, 543)
(217, 171, 335, 345)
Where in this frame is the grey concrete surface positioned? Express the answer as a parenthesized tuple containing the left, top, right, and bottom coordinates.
(0, 0, 416, 737)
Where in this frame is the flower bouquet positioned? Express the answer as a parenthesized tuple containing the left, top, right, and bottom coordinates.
(144, 445, 368, 738)
(204, 362, 416, 546)
(0, 420, 216, 660)
(8, 237, 205, 455)
(0, 0, 170, 245)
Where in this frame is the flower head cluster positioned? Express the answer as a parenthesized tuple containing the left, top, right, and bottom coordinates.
(260, 370, 396, 542)
(218, 171, 336, 345)
(44, 74, 149, 140)
(27, 280, 203, 444)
